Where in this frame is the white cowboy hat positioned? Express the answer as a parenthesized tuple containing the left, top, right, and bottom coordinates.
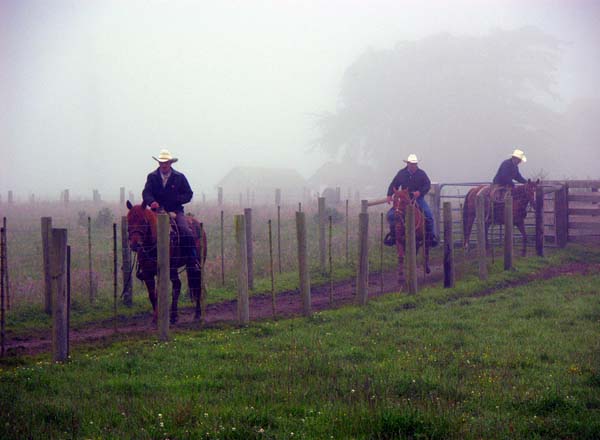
(152, 148, 178, 163)
(404, 153, 419, 164)
(512, 149, 526, 163)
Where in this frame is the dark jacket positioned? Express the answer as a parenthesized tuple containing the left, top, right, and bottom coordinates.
(387, 167, 431, 197)
(492, 158, 526, 186)
(142, 168, 193, 212)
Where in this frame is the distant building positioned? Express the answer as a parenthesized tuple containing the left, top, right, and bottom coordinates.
(216, 166, 307, 205)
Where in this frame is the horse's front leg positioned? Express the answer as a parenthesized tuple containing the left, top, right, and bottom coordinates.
(144, 278, 157, 323)
(170, 269, 181, 324)
(516, 222, 527, 256)
(186, 266, 202, 321)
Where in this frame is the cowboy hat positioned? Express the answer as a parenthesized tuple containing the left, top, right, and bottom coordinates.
(404, 154, 419, 164)
(512, 149, 526, 163)
(152, 148, 178, 163)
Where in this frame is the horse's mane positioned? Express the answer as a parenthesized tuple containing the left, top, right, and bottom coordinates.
(127, 204, 158, 241)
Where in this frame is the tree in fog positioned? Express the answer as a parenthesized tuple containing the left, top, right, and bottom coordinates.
(315, 27, 562, 184)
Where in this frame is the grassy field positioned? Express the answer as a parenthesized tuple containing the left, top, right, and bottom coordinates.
(1, 245, 598, 439)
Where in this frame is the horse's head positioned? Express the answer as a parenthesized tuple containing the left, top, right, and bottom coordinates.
(392, 188, 413, 212)
(522, 179, 540, 208)
(125, 200, 156, 252)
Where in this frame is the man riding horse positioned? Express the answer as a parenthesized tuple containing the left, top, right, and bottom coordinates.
(385, 153, 438, 247)
(490, 148, 528, 202)
(142, 148, 200, 268)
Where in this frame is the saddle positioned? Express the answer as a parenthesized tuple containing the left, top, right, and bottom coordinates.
(488, 185, 511, 204)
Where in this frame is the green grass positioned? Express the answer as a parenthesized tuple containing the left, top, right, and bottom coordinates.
(1, 245, 599, 439)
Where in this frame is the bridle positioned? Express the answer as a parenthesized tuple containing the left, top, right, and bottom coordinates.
(393, 190, 423, 231)
(128, 214, 156, 257)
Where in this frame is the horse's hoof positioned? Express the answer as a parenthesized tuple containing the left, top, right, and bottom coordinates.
(426, 267, 431, 274)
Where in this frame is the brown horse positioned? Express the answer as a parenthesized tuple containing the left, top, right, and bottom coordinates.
(462, 180, 538, 256)
(125, 201, 207, 323)
(390, 189, 430, 284)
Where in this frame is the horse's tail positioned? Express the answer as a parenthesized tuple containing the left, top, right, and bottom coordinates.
(190, 218, 208, 264)
(462, 190, 470, 239)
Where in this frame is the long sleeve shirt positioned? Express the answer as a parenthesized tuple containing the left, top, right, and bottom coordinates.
(142, 168, 193, 212)
(387, 167, 431, 197)
(492, 158, 526, 186)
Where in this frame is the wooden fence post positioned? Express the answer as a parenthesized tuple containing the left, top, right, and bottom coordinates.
(476, 193, 488, 280)
(268, 220, 276, 316)
(504, 194, 513, 271)
(42, 217, 52, 314)
(357, 212, 369, 304)
(535, 186, 544, 257)
(66, 245, 71, 358)
(244, 208, 254, 290)
(157, 213, 170, 341)
(119, 187, 125, 205)
(555, 185, 568, 248)
(431, 183, 441, 239)
(361, 199, 368, 214)
(51, 228, 68, 362)
(380, 212, 384, 295)
(328, 216, 333, 305)
(275, 188, 281, 206)
(112, 223, 118, 332)
(218, 187, 223, 206)
(345, 199, 349, 264)
(198, 223, 206, 324)
(121, 216, 133, 306)
(220, 210, 225, 285)
(295, 211, 311, 317)
(88, 216, 94, 303)
(318, 197, 326, 273)
(235, 215, 250, 325)
(443, 202, 455, 288)
(1, 226, 5, 357)
(277, 205, 282, 274)
(405, 205, 418, 293)
(2, 218, 7, 311)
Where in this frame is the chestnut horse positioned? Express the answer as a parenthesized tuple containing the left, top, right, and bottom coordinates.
(462, 180, 538, 256)
(125, 201, 207, 323)
(390, 189, 430, 284)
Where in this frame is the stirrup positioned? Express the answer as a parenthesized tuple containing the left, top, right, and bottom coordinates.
(384, 232, 396, 247)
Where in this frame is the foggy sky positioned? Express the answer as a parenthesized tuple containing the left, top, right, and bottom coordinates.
(1, 0, 599, 201)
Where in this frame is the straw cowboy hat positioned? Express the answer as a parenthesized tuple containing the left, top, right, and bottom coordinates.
(152, 148, 178, 163)
(512, 149, 526, 163)
(403, 154, 419, 164)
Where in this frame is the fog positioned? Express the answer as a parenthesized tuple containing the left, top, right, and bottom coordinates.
(1, 0, 599, 202)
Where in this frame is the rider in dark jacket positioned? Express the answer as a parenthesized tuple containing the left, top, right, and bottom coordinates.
(385, 154, 437, 247)
(142, 148, 199, 267)
(493, 149, 527, 186)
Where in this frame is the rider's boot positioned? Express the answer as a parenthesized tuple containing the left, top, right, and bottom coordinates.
(426, 219, 438, 247)
(384, 224, 396, 247)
